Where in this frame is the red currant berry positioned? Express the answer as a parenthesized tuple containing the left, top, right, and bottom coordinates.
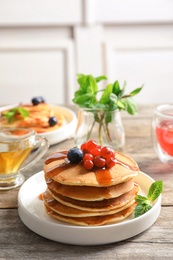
(100, 146, 115, 160)
(85, 140, 98, 152)
(90, 147, 101, 156)
(93, 156, 106, 168)
(84, 160, 94, 170)
(80, 143, 87, 151)
(106, 157, 116, 168)
(83, 153, 93, 162)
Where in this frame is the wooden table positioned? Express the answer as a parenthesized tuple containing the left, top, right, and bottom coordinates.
(0, 105, 173, 259)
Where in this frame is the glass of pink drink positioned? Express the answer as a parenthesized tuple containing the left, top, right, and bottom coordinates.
(152, 104, 173, 164)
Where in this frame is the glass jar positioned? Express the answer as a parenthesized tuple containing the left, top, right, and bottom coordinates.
(74, 108, 125, 150)
(152, 104, 173, 164)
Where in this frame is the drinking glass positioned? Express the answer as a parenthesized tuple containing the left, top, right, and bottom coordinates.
(0, 128, 49, 189)
(152, 104, 173, 164)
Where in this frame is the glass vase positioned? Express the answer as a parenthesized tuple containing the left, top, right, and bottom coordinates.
(74, 108, 125, 150)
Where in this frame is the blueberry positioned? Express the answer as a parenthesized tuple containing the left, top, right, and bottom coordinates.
(31, 96, 45, 106)
(48, 116, 58, 126)
(39, 96, 46, 103)
(67, 147, 83, 164)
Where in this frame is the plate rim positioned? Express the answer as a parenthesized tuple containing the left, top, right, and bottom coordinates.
(18, 170, 162, 245)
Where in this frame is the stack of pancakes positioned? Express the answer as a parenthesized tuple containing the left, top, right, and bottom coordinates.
(43, 151, 139, 226)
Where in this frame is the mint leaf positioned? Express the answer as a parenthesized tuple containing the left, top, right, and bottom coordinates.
(92, 103, 106, 109)
(72, 93, 94, 107)
(123, 98, 138, 115)
(117, 100, 125, 110)
(134, 204, 152, 218)
(73, 73, 143, 116)
(112, 81, 121, 96)
(95, 75, 107, 82)
(18, 107, 29, 118)
(87, 86, 94, 95)
(118, 81, 126, 98)
(135, 195, 150, 205)
(130, 86, 143, 97)
(77, 74, 89, 91)
(74, 89, 86, 98)
(109, 93, 118, 103)
(99, 84, 113, 104)
(105, 111, 112, 124)
(134, 180, 163, 218)
(147, 180, 163, 202)
(2, 107, 29, 123)
(88, 75, 98, 94)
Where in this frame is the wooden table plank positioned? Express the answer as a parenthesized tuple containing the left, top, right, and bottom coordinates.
(0, 206, 173, 259)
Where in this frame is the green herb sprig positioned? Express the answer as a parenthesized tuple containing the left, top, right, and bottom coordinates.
(134, 180, 163, 218)
(2, 107, 29, 123)
(73, 74, 143, 115)
(73, 74, 143, 146)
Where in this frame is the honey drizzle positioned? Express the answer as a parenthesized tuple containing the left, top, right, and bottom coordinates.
(94, 168, 114, 186)
(116, 159, 139, 171)
(46, 159, 72, 179)
(45, 151, 68, 164)
(38, 193, 43, 200)
(45, 151, 139, 186)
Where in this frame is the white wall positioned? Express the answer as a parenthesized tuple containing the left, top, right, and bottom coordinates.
(0, 0, 173, 105)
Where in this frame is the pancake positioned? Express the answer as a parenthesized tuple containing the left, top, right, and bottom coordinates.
(44, 151, 139, 187)
(45, 178, 134, 201)
(48, 185, 138, 212)
(44, 203, 136, 226)
(43, 189, 136, 217)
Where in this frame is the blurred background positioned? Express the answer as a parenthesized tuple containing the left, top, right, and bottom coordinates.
(0, 0, 173, 105)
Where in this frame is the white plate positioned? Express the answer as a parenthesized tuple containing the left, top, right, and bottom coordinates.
(18, 171, 161, 246)
(38, 106, 77, 146)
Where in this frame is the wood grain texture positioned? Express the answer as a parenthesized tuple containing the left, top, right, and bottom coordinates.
(0, 105, 173, 259)
(0, 207, 173, 259)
